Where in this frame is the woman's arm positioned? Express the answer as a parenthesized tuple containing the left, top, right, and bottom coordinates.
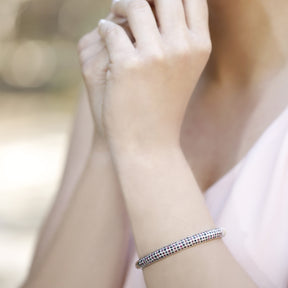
(22, 89, 132, 288)
(27, 87, 94, 274)
(111, 146, 258, 288)
(78, 0, 259, 286)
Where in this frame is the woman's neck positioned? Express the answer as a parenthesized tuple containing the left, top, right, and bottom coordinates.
(205, 0, 288, 89)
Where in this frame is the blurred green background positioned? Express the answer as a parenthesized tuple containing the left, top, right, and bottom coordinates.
(0, 0, 110, 287)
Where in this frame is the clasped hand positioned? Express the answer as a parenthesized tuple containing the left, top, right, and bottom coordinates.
(78, 0, 211, 154)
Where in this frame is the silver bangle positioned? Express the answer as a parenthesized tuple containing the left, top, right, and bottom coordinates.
(135, 227, 226, 269)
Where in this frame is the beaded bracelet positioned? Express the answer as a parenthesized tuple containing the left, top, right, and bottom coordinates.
(135, 227, 226, 269)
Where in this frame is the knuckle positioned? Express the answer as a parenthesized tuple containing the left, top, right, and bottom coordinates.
(79, 45, 105, 65)
(104, 24, 120, 37)
(121, 57, 140, 71)
(79, 49, 91, 63)
(185, 31, 212, 58)
(113, 57, 140, 75)
(78, 36, 89, 51)
(165, 38, 211, 67)
(78, 30, 98, 51)
(82, 62, 95, 79)
(200, 39, 212, 54)
(145, 49, 165, 64)
(176, 46, 193, 58)
(194, 37, 212, 56)
(169, 42, 194, 61)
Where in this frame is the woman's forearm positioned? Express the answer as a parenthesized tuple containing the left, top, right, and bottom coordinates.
(27, 89, 95, 275)
(22, 91, 131, 288)
(111, 145, 258, 288)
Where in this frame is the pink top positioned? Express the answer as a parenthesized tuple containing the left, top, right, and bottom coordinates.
(122, 105, 288, 288)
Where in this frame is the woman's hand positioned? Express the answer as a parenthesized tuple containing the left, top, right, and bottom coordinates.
(77, 12, 134, 140)
(78, 0, 212, 154)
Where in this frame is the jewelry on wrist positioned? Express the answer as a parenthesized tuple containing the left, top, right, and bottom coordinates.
(135, 227, 226, 270)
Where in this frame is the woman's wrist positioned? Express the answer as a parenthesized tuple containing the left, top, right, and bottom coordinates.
(109, 142, 186, 197)
(107, 137, 181, 164)
(105, 140, 215, 258)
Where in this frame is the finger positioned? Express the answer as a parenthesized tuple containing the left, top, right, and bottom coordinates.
(154, 0, 187, 34)
(112, 0, 158, 25)
(183, 0, 210, 35)
(111, 0, 161, 50)
(113, 18, 135, 43)
(78, 27, 102, 51)
(81, 46, 110, 84)
(79, 41, 106, 65)
(78, 13, 134, 52)
(98, 19, 135, 63)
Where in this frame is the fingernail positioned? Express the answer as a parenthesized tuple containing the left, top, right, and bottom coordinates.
(98, 19, 107, 27)
(98, 19, 107, 33)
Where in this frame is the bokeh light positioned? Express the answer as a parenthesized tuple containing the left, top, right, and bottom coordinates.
(2, 40, 56, 88)
(0, 0, 110, 287)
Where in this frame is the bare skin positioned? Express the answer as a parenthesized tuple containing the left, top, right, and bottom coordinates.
(181, 0, 288, 192)
(22, 89, 134, 288)
(22, 0, 288, 287)
(182, 66, 288, 193)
